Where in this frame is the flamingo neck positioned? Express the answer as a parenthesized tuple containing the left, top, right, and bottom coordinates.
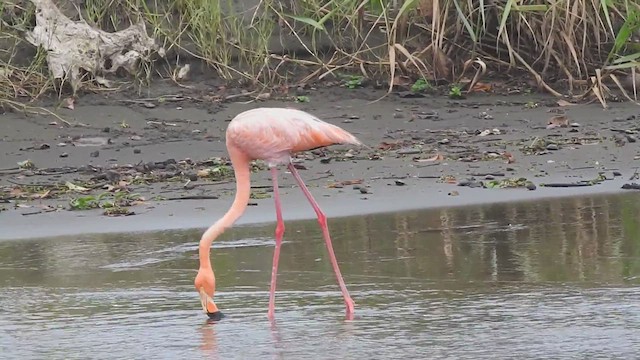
(199, 148, 251, 269)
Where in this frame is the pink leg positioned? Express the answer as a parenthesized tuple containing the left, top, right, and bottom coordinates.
(268, 167, 285, 320)
(287, 163, 355, 315)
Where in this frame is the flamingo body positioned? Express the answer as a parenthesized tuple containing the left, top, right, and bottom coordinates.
(195, 107, 360, 320)
(226, 108, 361, 165)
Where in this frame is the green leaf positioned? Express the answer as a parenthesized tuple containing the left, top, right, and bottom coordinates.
(612, 52, 640, 64)
(600, 0, 616, 36)
(283, 14, 326, 31)
(512, 5, 549, 11)
(453, 0, 477, 42)
(497, 0, 516, 39)
(397, 0, 419, 18)
(604, 61, 640, 70)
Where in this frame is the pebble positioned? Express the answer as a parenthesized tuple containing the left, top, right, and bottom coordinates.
(526, 183, 537, 191)
(613, 171, 622, 177)
(37, 143, 50, 150)
(546, 143, 559, 150)
(133, 149, 141, 154)
(397, 147, 421, 155)
(90, 150, 100, 158)
(627, 135, 637, 143)
(59, 152, 69, 158)
(359, 187, 369, 194)
(438, 138, 450, 145)
(395, 180, 406, 186)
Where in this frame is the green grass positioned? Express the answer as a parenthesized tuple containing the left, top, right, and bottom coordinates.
(2, 0, 640, 107)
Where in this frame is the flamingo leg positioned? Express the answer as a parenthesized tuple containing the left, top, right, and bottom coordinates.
(287, 163, 355, 315)
(268, 167, 285, 320)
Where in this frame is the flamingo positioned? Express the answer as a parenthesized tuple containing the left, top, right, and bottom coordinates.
(194, 107, 362, 320)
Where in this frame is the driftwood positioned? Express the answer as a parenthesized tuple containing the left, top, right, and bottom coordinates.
(24, 0, 164, 92)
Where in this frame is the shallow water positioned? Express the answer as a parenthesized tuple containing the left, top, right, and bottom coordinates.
(1, 193, 640, 359)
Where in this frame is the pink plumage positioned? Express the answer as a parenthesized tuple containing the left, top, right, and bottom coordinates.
(226, 107, 362, 165)
(196, 107, 360, 320)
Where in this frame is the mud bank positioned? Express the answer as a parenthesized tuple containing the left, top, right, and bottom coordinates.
(1, 84, 640, 240)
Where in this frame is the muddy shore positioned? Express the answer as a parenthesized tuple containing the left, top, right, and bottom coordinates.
(2, 83, 640, 240)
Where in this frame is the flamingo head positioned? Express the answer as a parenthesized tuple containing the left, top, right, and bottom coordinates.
(194, 268, 224, 321)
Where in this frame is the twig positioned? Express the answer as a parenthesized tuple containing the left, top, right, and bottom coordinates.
(6, 179, 62, 187)
(164, 195, 220, 200)
(541, 182, 594, 188)
(621, 183, 640, 190)
(21, 208, 58, 216)
(470, 172, 506, 177)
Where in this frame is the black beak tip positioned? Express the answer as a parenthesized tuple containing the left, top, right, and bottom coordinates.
(207, 311, 225, 321)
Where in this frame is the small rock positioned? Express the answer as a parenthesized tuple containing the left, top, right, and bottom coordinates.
(320, 158, 332, 164)
(359, 187, 369, 194)
(627, 135, 637, 143)
(484, 175, 495, 180)
(130, 135, 142, 141)
(133, 148, 141, 154)
(187, 172, 198, 181)
(546, 143, 559, 150)
(102, 127, 111, 133)
(438, 138, 450, 145)
(570, 122, 581, 127)
(393, 112, 404, 119)
(458, 180, 483, 188)
(417, 111, 439, 120)
(37, 143, 50, 150)
(90, 150, 100, 158)
(397, 147, 421, 155)
(59, 152, 69, 158)
(143, 102, 156, 108)
(398, 91, 424, 98)
(448, 191, 459, 196)
(395, 180, 406, 186)
(613, 171, 622, 177)
(526, 182, 537, 191)
(176, 106, 183, 110)
(105, 171, 120, 182)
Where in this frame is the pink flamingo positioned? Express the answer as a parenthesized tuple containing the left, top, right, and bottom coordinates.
(194, 107, 361, 320)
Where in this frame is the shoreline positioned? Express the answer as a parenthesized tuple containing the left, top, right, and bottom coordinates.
(2, 84, 640, 241)
(0, 177, 631, 241)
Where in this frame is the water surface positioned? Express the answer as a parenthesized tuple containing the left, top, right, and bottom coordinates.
(1, 193, 639, 359)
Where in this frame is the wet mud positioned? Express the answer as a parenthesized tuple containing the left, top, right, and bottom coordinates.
(1, 83, 640, 239)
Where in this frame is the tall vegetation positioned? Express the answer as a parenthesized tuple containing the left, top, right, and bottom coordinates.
(1, 0, 640, 107)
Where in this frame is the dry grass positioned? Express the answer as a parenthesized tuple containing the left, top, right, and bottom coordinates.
(2, 0, 640, 108)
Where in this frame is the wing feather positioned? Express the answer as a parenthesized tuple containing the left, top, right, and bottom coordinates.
(226, 108, 361, 163)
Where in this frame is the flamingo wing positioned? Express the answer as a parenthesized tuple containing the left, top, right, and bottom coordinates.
(226, 108, 361, 163)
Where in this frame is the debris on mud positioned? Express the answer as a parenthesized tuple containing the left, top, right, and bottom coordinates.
(540, 173, 608, 188)
(457, 177, 536, 190)
(24, 0, 163, 92)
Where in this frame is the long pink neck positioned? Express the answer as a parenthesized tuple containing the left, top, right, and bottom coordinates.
(199, 147, 251, 269)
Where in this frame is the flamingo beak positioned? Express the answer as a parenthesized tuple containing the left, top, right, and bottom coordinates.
(198, 287, 213, 313)
(199, 287, 225, 321)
